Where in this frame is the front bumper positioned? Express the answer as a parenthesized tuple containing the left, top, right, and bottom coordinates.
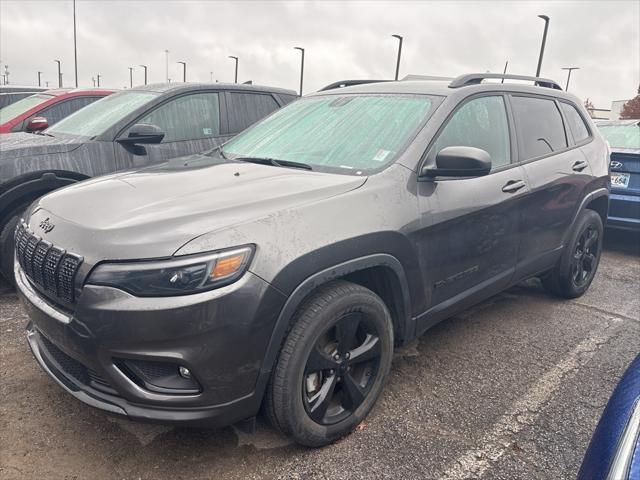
(17, 263, 286, 427)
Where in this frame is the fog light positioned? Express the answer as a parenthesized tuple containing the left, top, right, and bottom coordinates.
(178, 366, 192, 379)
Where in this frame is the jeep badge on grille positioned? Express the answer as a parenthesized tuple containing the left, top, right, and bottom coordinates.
(39, 217, 55, 234)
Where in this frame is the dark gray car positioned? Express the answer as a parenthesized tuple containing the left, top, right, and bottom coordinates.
(15, 74, 609, 447)
(0, 82, 298, 281)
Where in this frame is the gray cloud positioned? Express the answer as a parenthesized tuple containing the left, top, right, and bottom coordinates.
(1, 0, 638, 107)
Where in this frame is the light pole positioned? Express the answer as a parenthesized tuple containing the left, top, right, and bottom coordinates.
(535, 15, 550, 77)
(177, 61, 186, 82)
(54, 59, 62, 87)
(139, 64, 147, 85)
(73, 0, 78, 87)
(128, 67, 133, 88)
(228, 56, 238, 83)
(96, 74, 101, 87)
(164, 49, 169, 82)
(561, 66, 580, 91)
(210, 71, 214, 83)
(293, 47, 304, 96)
(37, 71, 42, 87)
(392, 34, 403, 81)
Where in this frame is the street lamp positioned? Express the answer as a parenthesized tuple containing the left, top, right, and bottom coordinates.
(535, 15, 550, 77)
(392, 34, 403, 81)
(228, 56, 238, 83)
(177, 61, 186, 82)
(96, 74, 101, 87)
(139, 64, 148, 85)
(293, 47, 304, 96)
(128, 67, 133, 88)
(54, 59, 62, 87)
(73, 0, 78, 87)
(561, 66, 580, 91)
(164, 49, 169, 82)
(37, 71, 42, 87)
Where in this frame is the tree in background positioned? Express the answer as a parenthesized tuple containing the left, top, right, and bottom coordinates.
(584, 98, 595, 118)
(620, 85, 640, 119)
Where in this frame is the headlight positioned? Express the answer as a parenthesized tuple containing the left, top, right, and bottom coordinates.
(87, 245, 254, 296)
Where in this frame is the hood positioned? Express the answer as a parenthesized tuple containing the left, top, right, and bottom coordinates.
(29, 155, 366, 262)
(0, 131, 85, 159)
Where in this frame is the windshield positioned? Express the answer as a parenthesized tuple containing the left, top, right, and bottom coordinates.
(0, 94, 53, 123)
(222, 94, 435, 174)
(47, 90, 158, 138)
(598, 123, 640, 149)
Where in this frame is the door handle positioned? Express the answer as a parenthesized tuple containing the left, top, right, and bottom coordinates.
(502, 180, 526, 193)
(572, 160, 588, 172)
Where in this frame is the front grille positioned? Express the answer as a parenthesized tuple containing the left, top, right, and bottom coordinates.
(38, 332, 118, 396)
(15, 223, 82, 304)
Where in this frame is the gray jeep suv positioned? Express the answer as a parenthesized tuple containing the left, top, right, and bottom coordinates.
(15, 73, 609, 447)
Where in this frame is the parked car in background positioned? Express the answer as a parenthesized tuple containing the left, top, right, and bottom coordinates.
(596, 120, 640, 230)
(0, 88, 115, 133)
(14, 73, 609, 446)
(0, 82, 298, 282)
(0, 85, 49, 109)
(578, 354, 640, 480)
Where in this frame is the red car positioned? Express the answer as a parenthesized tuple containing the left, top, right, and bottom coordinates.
(0, 88, 114, 134)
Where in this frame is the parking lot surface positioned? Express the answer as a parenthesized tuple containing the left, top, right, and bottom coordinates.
(1, 231, 638, 480)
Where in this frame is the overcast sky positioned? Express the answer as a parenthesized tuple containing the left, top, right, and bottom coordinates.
(1, 0, 638, 107)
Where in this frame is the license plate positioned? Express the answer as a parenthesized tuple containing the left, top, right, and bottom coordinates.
(611, 172, 630, 188)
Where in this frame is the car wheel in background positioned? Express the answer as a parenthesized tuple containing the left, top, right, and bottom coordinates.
(0, 203, 29, 286)
(265, 280, 394, 447)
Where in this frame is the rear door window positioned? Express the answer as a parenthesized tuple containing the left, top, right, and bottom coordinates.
(38, 96, 101, 126)
(511, 96, 568, 160)
(429, 95, 511, 169)
(227, 92, 280, 133)
(560, 102, 591, 144)
(138, 92, 220, 142)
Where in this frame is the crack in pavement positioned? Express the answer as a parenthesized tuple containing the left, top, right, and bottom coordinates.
(439, 316, 623, 480)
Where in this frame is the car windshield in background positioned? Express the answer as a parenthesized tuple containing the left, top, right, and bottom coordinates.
(0, 93, 53, 122)
(222, 94, 435, 174)
(598, 123, 640, 149)
(47, 90, 159, 138)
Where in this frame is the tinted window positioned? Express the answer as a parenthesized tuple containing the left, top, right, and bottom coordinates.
(227, 93, 279, 133)
(223, 94, 434, 175)
(38, 97, 101, 126)
(49, 91, 158, 137)
(278, 94, 299, 105)
(512, 96, 567, 160)
(430, 96, 511, 168)
(138, 92, 220, 142)
(560, 102, 590, 143)
(0, 93, 53, 123)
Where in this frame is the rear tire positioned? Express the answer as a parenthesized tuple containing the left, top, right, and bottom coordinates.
(542, 209, 603, 299)
(265, 280, 394, 447)
(0, 203, 29, 286)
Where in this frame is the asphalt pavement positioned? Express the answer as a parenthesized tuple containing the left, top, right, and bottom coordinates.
(1, 230, 638, 480)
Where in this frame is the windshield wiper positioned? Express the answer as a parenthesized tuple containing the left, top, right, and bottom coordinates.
(234, 156, 313, 171)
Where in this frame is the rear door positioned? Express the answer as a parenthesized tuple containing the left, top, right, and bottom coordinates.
(415, 94, 528, 330)
(114, 91, 230, 168)
(512, 95, 593, 276)
(224, 91, 281, 135)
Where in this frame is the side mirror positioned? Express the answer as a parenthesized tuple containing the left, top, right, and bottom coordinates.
(423, 146, 492, 178)
(26, 117, 49, 132)
(118, 123, 165, 145)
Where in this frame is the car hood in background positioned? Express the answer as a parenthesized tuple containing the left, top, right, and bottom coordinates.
(0, 131, 86, 159)
(28, 155, 367, 262)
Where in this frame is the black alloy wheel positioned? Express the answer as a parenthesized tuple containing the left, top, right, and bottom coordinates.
(571, 224, 599, 288)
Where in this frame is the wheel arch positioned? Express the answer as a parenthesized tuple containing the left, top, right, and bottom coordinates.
(254, 254, 414, 405)
(0, 170, 89, 224)
(562, 187, 609, 246)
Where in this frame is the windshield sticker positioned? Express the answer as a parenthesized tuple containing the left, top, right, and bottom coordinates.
(372, 149, 391, 162)
(203, 127, 213, 136)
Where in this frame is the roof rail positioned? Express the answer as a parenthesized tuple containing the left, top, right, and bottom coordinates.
(449, 73, 562, 90)
(401, 74, 454, 82)
(318, 79, 389, 92)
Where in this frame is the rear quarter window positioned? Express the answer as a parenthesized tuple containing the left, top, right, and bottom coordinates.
(227, 92, 280, 133)
(560, 102, 591, 144)
(511, 96, 568, 160)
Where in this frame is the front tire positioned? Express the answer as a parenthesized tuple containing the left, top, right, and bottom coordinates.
(542, 209, 603, 299)
(265, 280, 394, 447)
(0, 203, 29, 286)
